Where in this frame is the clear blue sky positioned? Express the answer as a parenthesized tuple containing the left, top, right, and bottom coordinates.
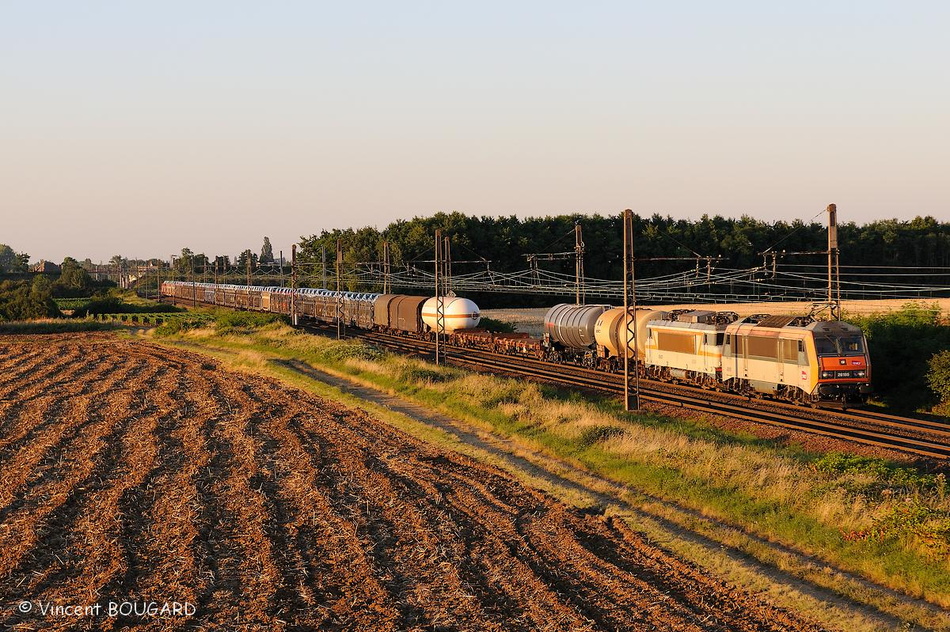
(2, 1, 948, 263)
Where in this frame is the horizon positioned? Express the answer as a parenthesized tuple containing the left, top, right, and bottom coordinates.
(13, 208, 947, 267)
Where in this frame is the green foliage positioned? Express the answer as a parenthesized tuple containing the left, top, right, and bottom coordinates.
(71, 295, 184, 317)
(52, 257, 93, 297)
(478, 317, 517, 333)
(812, 453, 950, 554)
(297, 212, 950, 304)
(811, 453, 945, 496)
(236, 249, 258, 272)
(0, 244, 28, 273)
(54, 297, 93, 310)
(858, 499, 950, 556)
(844, 303, 950, 410)
(213, 310, 286, 333)
(0, 278, 61, 321)
(0, 320, 117, 334)
(153, 315, 212, 336)
(260, 236, 275, 264)
(926, 350, 950, 405)
(153, 319, 189, 336)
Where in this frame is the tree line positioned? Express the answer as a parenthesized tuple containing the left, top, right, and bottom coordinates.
(296, 212, 950, 291)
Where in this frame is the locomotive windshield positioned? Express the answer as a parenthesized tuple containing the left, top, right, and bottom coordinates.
(839, 336, 865, 354)
(814, 336, 838, 355)
(814, 334, 865, 355)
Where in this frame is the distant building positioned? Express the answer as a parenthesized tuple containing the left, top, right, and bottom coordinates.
(31, 260, 61, 274)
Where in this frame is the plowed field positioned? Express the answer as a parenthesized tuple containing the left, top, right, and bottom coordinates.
(0, 335, 822, 631)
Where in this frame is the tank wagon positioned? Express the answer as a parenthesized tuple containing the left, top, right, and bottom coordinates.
(542, 303, 611, 365)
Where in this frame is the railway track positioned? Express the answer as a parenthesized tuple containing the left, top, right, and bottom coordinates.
(351, 328, 950, 461)
(166, 298, 950, 461)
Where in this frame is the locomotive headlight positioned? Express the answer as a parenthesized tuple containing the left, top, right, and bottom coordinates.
(821, 371, 833, 379)
(855, 370, 866, 378)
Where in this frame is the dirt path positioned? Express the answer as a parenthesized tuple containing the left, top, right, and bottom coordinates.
(0, 335, 824, 631)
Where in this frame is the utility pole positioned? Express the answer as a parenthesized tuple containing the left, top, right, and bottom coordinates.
(827, 203, 841, 320)
(279, 250, 284, 288)
(213, 260, 219, 305)
(383, 240, 391, 294)
(575, 222, 585, 305)
(246, 255, 251, 287)
(321, 244, 327, 289)
(622, 209, 640, 412)
(291, 244, 298, 326)
(336, 238, 343, 339)
(434, 229, 443, 365)
(443, 235, 452, 296)
(190, 258, 196, 308)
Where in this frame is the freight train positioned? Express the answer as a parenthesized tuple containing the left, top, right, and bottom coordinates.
(160, 281, 481, 334)
(160, 281, 871, 405)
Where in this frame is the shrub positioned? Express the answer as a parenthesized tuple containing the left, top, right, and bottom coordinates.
(72, 295, 183, 317)
(213, 310, 286, 333)
(845, 303, 950, 409)
(479, 317, 517, 333)
(0, 279, 60, 321)
(314, 339, 384, 362)
(926, 350, 950, 406)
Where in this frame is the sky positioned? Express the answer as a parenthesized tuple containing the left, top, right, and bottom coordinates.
(2, 1, 949, 264)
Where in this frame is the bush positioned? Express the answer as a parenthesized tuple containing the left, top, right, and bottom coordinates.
(153, 317, 208, 336)
(317, 340, 383, 362)
(213, 311, 286, 333)
(72, 295, 183, 317)
(479, 317, 517, 333)
(926, 350, 950, 406)
(0, 278, 61, 321)
(845, 303, 950, 410)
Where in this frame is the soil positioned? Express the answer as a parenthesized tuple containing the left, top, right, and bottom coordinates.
(0, 334, 823, 631)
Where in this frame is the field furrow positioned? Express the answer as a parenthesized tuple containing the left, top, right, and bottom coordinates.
(0, 336, 823, 631)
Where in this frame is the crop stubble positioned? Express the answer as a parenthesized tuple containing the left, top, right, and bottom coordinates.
(0, 335, 822, 631)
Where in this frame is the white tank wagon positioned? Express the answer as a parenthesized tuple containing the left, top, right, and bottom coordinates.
(421, 296, 481, 333)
